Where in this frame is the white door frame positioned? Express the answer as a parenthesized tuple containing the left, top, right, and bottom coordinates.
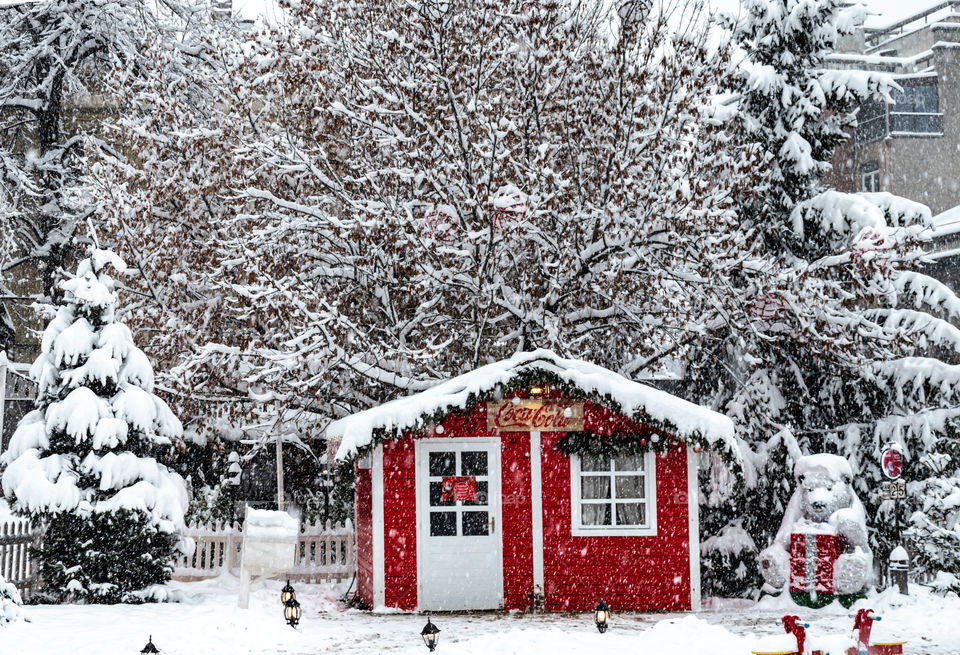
(415, 437, 504, 610)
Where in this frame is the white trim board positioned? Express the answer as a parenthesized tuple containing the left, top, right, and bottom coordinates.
(569, 450, 658, 537)
(372, 444, 385, 610)
(530, 431, 545, 596)
(687, 445, 701, 611)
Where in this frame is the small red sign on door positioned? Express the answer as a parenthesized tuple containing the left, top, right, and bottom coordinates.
(441, 476, 477, 502)
(882, 448, 903, 480)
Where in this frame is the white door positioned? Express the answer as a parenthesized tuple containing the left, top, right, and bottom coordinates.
(417, 438, 502, 610)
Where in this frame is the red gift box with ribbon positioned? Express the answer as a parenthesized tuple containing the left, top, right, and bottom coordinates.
(789, 533, 844, 595)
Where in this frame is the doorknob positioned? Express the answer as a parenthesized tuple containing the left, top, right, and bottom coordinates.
(489, 516, 495, 533)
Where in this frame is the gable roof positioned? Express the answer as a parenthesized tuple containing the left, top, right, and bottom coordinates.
(330, 350, 738, 462)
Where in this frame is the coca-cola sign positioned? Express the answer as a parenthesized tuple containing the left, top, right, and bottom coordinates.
(486, 399, 584, 432)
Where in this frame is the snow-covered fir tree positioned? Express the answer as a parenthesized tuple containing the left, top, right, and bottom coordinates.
(691, 0, 960, 594)
(0, 249, 188, 603)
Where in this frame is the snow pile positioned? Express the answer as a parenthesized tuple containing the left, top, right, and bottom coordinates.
(1, 248, 188, 533)
(244, 507, 299, 542)
(331, 350, 737, 460)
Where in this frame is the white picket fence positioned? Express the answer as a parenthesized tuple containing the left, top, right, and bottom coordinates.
(173, 518, 355, 583)
(0, 517, 354, 600)
(0, 519, 39, 599)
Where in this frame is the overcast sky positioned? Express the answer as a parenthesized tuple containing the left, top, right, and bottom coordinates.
(0, 0, 945, 34)
(231, 0, 945, 29)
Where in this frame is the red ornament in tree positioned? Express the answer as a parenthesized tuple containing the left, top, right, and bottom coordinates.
(850, 228, 891, 268)
(490, 184, 528, 228)
(520, 0, 542, 20)
(424, 204, 460, 242)
(748, 293, 786, 320)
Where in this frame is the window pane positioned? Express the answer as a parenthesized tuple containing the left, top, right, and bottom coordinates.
(614, 454, 644, 472)
(461, 451, 488, 476)
(893, 87, 913, 112)
(581, 454, 609, 472)
(429, 481, 455, 507)
(582, 503, 611, 526)
(462, 511, 489, 536)
(616, 503, 645, 526)
(429, 452, 455, 477)
(581, 476, 611, 500)
(915, 85, 937, 113)
(462, 480, 488, 506)
(857, 116, 886, 143)
(615, 475, 645, 499)
(916, 114, 940, 133)
(859, 100, 884, 123)
(430, 511, 457, 536)
(892, 114, 914, 132)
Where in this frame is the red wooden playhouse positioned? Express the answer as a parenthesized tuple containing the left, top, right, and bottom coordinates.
(329, 350, 737, 613)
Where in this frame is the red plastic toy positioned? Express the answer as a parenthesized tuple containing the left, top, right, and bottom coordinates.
(846, 609, 905, 655)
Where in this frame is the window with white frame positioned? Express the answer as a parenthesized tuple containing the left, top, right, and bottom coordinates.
(570, 451, 656, 536)
(861, 161, 880, 193)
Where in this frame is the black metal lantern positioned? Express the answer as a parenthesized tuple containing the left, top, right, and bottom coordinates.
(284, 597, 303, 628)
(421, 615, 441, 651)
(140, 636, 160, 654)
(594, 597, 610, 633)
(281, 580, 296, 604)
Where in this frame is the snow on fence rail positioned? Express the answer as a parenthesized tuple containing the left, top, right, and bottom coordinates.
(173, 519, 355, 583)
(0, 519, 40, 600)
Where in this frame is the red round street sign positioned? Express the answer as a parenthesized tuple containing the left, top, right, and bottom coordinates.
(882, 448, 903, 480)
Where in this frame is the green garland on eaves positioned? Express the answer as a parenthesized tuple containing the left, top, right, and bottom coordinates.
(554, 429, 676, 459)
(337, 365, 740, 471)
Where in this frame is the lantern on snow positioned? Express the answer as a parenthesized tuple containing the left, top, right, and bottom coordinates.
(284, 597, 303, 628)
(140, 636, 160, 655)
(421, 615, 441, 651)
(594, 597, 610, 633)
(281, 580, 296, 605)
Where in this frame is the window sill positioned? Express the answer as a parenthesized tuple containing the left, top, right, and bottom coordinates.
(571, 526, 658, 537)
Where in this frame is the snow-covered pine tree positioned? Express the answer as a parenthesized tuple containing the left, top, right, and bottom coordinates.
(690, 0, 960, 595)
(0, 249, 188, 604)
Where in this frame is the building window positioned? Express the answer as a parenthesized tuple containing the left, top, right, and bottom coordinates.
(861, 161, 880, 192)
(892, 83, 940, 134)
(856, 100, 887, 144)
(570, 451, 657, 536)
(856, 80, 942, 144)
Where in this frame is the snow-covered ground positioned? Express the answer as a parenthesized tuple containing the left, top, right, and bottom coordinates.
(3, 574, 959, 655)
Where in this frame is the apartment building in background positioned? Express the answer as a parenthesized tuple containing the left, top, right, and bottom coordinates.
(826, 1, 960, 215)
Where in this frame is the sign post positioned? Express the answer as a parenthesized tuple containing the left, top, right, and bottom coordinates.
(881, 444, 908, 594)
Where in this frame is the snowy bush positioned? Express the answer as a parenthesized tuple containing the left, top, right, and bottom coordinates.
(701, 521, 760, 599)
(0, 575, 23, 625)
(0, 250, 188, 604)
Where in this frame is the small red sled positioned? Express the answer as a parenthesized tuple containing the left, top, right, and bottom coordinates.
(751, 610, 905, 655)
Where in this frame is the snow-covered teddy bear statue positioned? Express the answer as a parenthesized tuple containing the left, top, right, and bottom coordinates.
(759, 454, 872, 608)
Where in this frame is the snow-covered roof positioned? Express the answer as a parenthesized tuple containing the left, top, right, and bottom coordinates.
(931, 204, 960, 238)
(330, 349, 736, 461)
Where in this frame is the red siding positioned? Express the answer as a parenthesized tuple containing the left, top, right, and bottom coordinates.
(383, 438, 418, 610)
(354, 465, 373, 608)
(354, 393, 693, 612)
(540, 436, 691, 611)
